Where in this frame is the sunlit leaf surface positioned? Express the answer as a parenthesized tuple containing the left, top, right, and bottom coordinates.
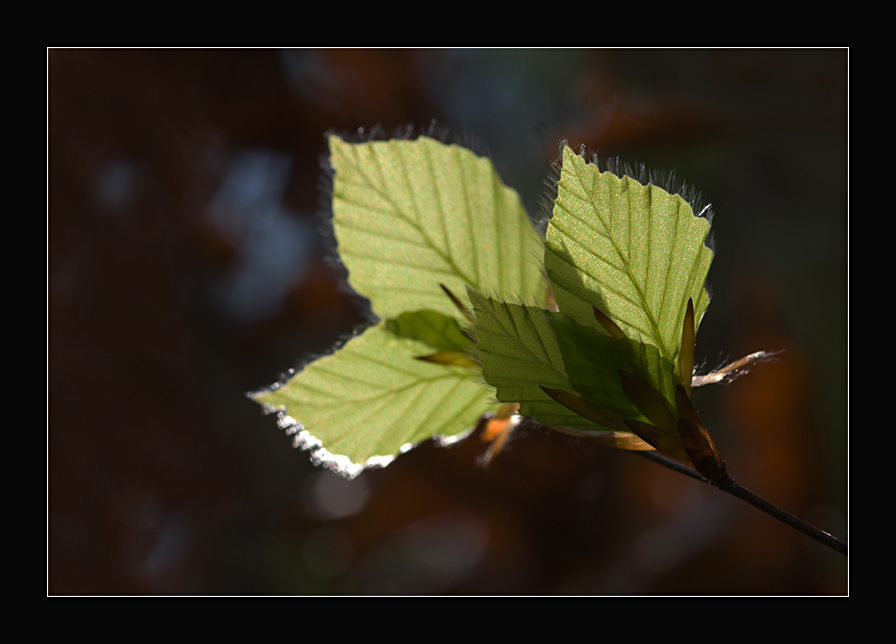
(385, 309, 469, 352)
(468, 289, 584, 429)
(254, 138, 716, 473)
(469, 289, 677, 434)
(545, 145, 712, 364)
(253, 314, 494, 476)
(329, 135, 545, 321)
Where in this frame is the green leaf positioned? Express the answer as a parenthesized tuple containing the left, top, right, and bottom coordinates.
(468, 289, 584, 429)
(251, 314, 495, 476)
(385, 309, 470, 353)
(469, 289, 677, 433)
(555, 312, 677, 418)
(545, 145, 713, 364)
(329, 135, 546, 321)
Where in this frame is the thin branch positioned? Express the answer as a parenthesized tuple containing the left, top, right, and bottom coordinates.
(635, 451, 847, 556)
(637, 449, 707, 483)
(717, 477, 847, 556)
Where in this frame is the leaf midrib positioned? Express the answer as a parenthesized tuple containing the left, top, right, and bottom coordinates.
(565, 155, 671, 360)
(289, 369, 468, 408)
(338, 141, 480, 291)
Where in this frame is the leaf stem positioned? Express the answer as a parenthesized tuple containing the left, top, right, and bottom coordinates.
(635, 451, 847, 556)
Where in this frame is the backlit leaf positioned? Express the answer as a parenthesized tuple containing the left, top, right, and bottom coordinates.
(385, 309, 469, 352)
(554, 311, 677, 416)
(252, 313, 494, 477)
(545, 145, 713, 365)
(468, 289, 585, 430)
(469, 288, 677, 436)
(329, 135, 546, 321)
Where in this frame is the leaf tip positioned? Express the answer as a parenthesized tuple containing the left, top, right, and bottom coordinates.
(677, 417, 727, 484)
(592, 305, 627, 339)
(623, 419, 691, 464)
(414, 351, 477, 369)
(678, 298, 695, 393)
(618, 370, 677, 433)
(441, 283, 475, 324)
(673, 385, 726, 482)
(540, 385, 626, 430)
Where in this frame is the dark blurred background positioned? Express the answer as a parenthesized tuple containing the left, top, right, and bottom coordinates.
(48, 48, 848, 595)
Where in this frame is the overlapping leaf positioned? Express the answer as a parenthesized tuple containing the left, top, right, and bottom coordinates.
(555, 312, 677, 415)
(469, 289, 677, 434)
(468, 289, 584, 430)
(329, 135, 546, 321)
(254, 136, 719, 473)
(386, 309, 470, 352)
(545, 145, 712, 364)
(252, 312, 494, 476)
(253, 136, 549, 473)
